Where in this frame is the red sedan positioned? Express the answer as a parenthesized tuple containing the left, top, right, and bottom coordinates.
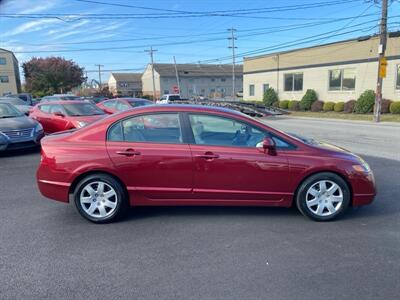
(30, 101, 106, 134)
(37, 105, 376, 223)
(97, 98, 153, 114)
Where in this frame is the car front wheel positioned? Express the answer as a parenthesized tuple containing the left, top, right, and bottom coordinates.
(73, 174, 127, 223)
(296, 172, 350, 221)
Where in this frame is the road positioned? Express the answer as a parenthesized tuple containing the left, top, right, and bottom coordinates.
(261, 116, 400, 161)
(0, 117, 399, 299)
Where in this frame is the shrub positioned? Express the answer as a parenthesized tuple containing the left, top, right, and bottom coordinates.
(279, 100, 289, 109)
(311, 100, 324, 112)
(334, 102, 345, 112)
(379, 99, 392, 114)
(323, 101, 335, 111)
(390, 101, 400, 114)
(263, 87, 279, 107)
(300, 89, 318, 111)
(354, 90, 375, 114)
(344, 100, 356, 113)
(288, 100, 300, 111)
(272, 101, 280, 108)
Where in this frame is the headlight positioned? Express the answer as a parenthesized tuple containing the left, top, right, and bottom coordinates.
(35, 123, 43, 133)
(353, 157, 371, 173)
(76, 121, 88, 128)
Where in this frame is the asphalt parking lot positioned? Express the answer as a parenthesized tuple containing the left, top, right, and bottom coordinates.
(1, 117, 399, 299)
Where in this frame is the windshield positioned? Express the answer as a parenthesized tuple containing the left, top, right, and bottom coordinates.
(0, 97, 26, 105)
(169, 95, 181, 101)
(0, 103, 23, 118)
(62, 103, 105, 116)
(128, 100, 152, 107)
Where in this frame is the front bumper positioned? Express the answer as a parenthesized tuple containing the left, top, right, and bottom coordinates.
(351, 171, 376, 206)
(0, 131, 44, 151)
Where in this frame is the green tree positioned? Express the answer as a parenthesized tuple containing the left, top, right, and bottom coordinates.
(263, 87, 279, 106)
(22, 57, 85, 95)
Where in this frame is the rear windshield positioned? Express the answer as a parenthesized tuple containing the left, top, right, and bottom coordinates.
(62, 103, 105, 116)
(0, 103, 23, 118)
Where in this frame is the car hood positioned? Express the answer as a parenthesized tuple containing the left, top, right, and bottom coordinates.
(0, 116, 37, 131)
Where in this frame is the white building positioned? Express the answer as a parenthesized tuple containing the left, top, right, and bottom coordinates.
(243, 32, 400, 102)
(0, 48, 21, 96)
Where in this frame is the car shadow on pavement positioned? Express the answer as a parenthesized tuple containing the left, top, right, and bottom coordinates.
(0, 147, 40, 157)
(119, 154, 399, 223)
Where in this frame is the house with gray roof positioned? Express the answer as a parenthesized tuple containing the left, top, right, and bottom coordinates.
(108, 73, 142, 97)
(142, 63, 243, 99)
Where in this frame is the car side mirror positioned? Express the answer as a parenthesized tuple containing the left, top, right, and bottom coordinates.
(53, 111, 64, 117)
(257, 137, 276, 155)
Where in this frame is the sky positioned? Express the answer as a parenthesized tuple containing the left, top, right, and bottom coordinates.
(0, 0, 399, 83)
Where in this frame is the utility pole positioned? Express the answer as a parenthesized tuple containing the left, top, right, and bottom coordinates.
(173, 56, 181, 95)
(95, 64, 103, 91)
(145, 47, 157, 101)
(374, 0, 388, 123)
(228, 28, 237, 101)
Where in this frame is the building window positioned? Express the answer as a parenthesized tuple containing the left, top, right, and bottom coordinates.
(249, 84, 255, 96)
(211, 78, 215, 82)
(0, 58, 6, 65)
(284, 73, 303, 91)
(329, 68, 356, 91)
(263, 84, 269, 94)
(396, 65, 400, 90)
(0, 75, 9, 83)
(221, 78, 226, 82)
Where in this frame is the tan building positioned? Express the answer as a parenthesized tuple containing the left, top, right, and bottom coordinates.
(142, 63, 243, 99)
(0, 48, 21, 96)
(243, 32, 400, 102)
(108, 73, 142, 97)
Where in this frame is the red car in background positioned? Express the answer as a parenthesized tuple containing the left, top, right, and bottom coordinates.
(30, 101, 106, 134)
(97, 98, 153, 114)
(37, 105, 376, 223)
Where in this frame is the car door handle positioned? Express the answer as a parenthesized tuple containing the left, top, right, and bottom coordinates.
(195, 152, 219, 159)
(116, 149, 141, 157)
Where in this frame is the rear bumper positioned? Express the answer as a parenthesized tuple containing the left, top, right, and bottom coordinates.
(37, 179, 70, 203)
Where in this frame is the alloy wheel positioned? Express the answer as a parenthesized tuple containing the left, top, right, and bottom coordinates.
(305, 180, 344, 217)
(79, 181, 118, 219)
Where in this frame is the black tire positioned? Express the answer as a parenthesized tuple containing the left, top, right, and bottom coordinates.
(73, 174, 128, 223)
(296, 172, 350, 221)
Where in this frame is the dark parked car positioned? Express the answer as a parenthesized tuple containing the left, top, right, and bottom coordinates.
(6, 93, 35, 105)
(0, 97, 31, 115)
(97, 98, 152, 114)
(37, 105, 375, 223)
(0, 103, 44, 151)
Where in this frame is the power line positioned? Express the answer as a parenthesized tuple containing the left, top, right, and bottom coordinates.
(9, 14, 384, 47)
(0, 0, 364, 20)
(8, 17, 389, 54)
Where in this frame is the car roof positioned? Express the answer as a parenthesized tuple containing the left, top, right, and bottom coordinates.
(117, 104, 246, 117)
(38, 100, 89, 105)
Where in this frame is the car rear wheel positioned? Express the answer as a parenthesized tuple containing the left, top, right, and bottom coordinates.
(296, 172, 350, 221)
(73, 174, 127, 223)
